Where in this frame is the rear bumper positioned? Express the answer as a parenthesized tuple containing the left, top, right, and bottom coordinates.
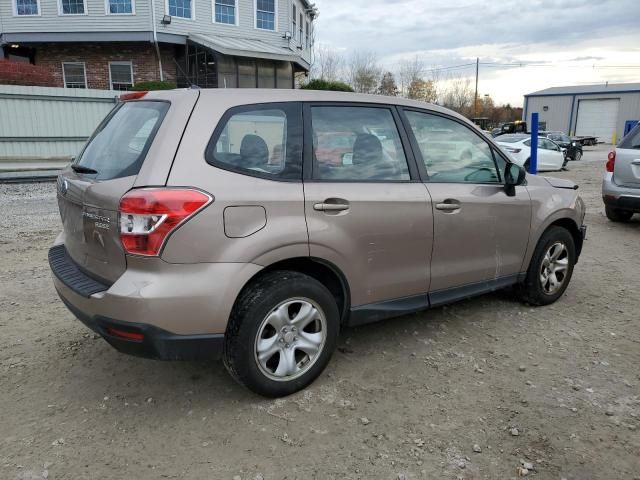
(49, 242, 262, 360)
(602, 174, 640, 212)
(58, 294, 224, 361)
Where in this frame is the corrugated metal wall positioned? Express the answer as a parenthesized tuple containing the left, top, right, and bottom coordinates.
(0, 85, 118, 159)
(524, 92, 640, 143)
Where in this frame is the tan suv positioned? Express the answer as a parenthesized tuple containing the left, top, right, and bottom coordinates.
(49, 89, 586, 396)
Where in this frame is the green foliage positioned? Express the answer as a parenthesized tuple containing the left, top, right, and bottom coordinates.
(301, 79, 354, 92)
(131, 81, 176, 91)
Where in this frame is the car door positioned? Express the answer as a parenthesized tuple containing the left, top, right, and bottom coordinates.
(538, 138, 562, 170)
(303, 103, 433, 317)
(400, 108, 531, 305)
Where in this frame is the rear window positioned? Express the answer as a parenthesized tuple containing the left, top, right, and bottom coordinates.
(75, 101, 169, 180)
(619, 124, 640, 149)
(497, 135, 528, 143)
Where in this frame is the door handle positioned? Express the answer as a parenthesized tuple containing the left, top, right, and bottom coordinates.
(435, 201, 461, 212)
(314, 202, 349, 212)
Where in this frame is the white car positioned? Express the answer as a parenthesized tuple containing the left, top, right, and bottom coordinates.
(496, 134, 565, 172)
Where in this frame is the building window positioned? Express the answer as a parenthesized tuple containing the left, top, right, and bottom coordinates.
(292, 4, 296, 38)
(59, 0, 86, 14)
(107, 0, 134, 14)
(109, 62, 134, 91)
(214, 0, 236, 24)
(168, 0, 193, 19)
(15, 0, 39, 15)
(305, 21, 310, 49)
(256, 0, 275, 30)
(298, 13, 303, 44)
(62, 62, 87, 88)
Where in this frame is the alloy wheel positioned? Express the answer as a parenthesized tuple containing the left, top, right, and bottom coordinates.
(540, 242, 569, 295)
(254, 298, 327, 381)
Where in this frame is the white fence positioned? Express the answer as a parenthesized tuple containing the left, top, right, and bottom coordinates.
(0, 85, 119, 160)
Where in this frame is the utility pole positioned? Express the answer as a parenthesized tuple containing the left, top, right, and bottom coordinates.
(474, 57, 479, 117)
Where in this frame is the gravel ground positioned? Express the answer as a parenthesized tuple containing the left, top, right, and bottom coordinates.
(1, 145, 639, 480)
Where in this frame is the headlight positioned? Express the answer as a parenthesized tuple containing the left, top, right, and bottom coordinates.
(572, 142, 577, 146)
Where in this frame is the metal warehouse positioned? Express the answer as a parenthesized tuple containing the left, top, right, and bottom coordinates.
(523, 83, 640, 144)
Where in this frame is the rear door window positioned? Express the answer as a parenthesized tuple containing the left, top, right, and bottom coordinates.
(75, 101, 169, 180)
(310, 105, 410, 181)
(206, 103, 303, 180)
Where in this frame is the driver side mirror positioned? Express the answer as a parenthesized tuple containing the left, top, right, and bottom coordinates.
(504, 163, 526, 196)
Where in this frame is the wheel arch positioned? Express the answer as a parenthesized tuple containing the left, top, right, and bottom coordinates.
(231, 257, 351, 327)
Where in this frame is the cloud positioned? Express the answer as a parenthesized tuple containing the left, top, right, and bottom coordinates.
(312, 0, 640, 105)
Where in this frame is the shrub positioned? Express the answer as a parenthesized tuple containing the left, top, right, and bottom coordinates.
(131, 80, 176, 91)
(300, 79, 354, 92)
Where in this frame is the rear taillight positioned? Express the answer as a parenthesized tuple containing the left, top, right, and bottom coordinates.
(119, 188, 212, 256)
(606, 151, 616, 172)
(505, 147, 522, 153)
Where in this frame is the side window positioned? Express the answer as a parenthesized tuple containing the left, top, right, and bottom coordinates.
(404, 110, 500, 183)
(311, 106, 410, 181)
(207, 104, 302, 180)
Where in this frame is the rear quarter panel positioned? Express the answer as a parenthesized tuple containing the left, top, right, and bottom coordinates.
(161, 94, 308, 266)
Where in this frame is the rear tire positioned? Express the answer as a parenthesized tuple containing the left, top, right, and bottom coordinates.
(223, 270, 339, 397)
(574, 151, 582, 161)
(516, 226, 576, 306)
(524, 159, 531, 173)
(605, 206, 634, 222)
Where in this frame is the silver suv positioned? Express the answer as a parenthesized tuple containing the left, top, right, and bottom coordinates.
(603, 124, 640, 221)
(50, 89, 586, 397)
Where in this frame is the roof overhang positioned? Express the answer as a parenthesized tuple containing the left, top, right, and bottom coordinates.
(0, 31, 186, 45)
(188, 33, 310, 71)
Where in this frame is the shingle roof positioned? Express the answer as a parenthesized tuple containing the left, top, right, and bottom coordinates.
(525, 83, 640, 97)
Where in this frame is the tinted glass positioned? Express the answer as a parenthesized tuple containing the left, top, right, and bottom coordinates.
(209, 106, 302, 180)
(405, 111, 500, 183)
(311, 106, 410, 181)
(75, 101, 169, 180)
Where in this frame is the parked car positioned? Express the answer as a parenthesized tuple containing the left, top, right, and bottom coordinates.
(602, 123, 640, 221)
(495, 134, 565, 172)
(49, 90, 586, 397)
(542, 131, 583, 161)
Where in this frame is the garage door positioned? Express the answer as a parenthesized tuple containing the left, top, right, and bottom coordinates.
(575, 98, 619, 143)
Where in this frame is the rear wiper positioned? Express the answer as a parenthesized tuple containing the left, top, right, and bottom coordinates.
(71, 164, 98, 174)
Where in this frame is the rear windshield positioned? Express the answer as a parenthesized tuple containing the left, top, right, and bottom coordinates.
(75, 101, 169, 180)
(619, 124, 640, 149)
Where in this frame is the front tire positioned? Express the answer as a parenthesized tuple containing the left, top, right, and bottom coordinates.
(517, 226, 576, 306)
(223, 271, 339, 397)
(574, 150, 582, 161)
(605, 206, 634, 222)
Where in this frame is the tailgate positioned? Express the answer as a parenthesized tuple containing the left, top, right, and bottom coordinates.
(614, 147, 640, 187)
(57, 92, 197, 283)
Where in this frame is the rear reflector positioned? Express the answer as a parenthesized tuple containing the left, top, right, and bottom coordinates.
(606, 151, 616, 172)
(106, 327, 144, 341)
(119, 188, 212, 256)
(120, 91, 148, 101)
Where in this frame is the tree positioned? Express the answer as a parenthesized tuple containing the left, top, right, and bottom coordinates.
(301, 79, 354, 92)
(441, 76, 473, 114)
(377, 72, 399, 96)
(347, 50, 381, 94)
(398, 56, 424, 97)
(407, 79, 437, 103)
(313, 44, 344, 82)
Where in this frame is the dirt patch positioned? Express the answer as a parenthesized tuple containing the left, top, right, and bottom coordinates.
(1, 152, 639, 479)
